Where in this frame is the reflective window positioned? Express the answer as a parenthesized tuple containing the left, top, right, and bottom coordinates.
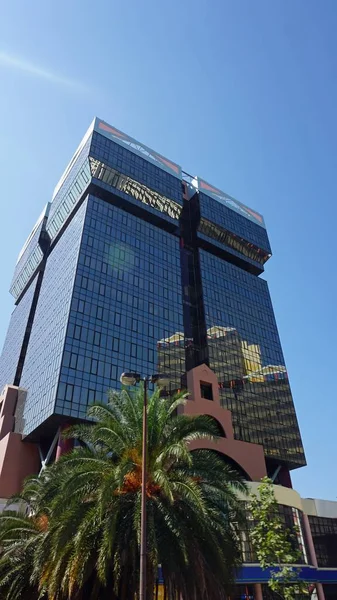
(199, 191, 271, 255)
(0, 274, 39, 393)
(199, 249, 306, 468)
(309, 515, 337, 568)
(18, 200, 89, 436)
(90, 131, 182, 205)
(240, 502, 309, 565)
(89, 158, 181, 221)
(54, 195, 184, 421)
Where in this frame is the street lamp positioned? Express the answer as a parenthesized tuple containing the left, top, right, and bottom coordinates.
(120, 372, 169, 600)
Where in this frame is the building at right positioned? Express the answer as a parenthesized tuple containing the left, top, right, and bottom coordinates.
(179, 175, 305, 482)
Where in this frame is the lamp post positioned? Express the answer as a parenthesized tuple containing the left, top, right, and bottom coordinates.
(120, 372, 169, 600)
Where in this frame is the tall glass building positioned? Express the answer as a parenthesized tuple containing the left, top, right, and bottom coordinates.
(0, 117, 305, 477)
(3, 118, 337, 599)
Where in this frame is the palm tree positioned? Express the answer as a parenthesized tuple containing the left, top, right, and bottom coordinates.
(0, 386, 247, 600)
(0, 475, 49, 600)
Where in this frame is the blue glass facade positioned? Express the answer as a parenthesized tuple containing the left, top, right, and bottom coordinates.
(14, 188, 183, 437)
(0, 274, 39, 393)
(45, 120, 183, 246)
(10, 204, 50, 300)
(198, 191, 271, 255)
(199, 250, 305, 468)
(46, 136, 92, 242)
(197, 191, 271, 277)
(0, 116, 305, 470)
(55, 195, 183, 422)
(18, 200, 88, 436)
(90, 130, 182, 204)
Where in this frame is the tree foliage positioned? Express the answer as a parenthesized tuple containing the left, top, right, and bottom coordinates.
(0, 386, 247, 600)
(249, 477, 308, 600)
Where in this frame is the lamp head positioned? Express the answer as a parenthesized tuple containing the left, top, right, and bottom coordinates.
(120, 372, 141, 386)
(150, 374, 169, 387)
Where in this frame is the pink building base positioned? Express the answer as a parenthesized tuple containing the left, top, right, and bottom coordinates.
(0, 386, 39, 500)
(180, 364, 267, 481)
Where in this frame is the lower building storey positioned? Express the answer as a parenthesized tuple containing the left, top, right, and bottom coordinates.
(232, 583, 337, 600)
(1, 381, 337, 599)
(237, 564, 337, 584)
(236, 564, 337, 584)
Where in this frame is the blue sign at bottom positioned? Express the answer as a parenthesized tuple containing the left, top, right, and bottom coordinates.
(237, 565, 337, 584)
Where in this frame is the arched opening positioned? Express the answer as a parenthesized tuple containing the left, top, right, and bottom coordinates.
(209, 450, 252, 482)
(206, 415, 227, 438)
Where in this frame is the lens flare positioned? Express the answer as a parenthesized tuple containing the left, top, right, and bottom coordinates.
(107, 243, 135, 274)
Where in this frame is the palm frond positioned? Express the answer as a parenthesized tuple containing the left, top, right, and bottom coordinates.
(0, 385, 247, 600)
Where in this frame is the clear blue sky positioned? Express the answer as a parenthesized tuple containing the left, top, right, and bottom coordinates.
(0, 0, 336, 500)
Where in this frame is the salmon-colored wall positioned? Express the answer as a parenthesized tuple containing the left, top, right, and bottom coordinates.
(55, 424, 74, 460)
(0, 432, 40, 498)
(0, 386, 39, 499)
(0, 364, 268, 500)
(181, 364, 267, 482)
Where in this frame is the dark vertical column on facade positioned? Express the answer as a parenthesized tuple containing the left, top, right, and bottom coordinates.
(13, 224, 51, 387)
(273, 466, 293, 489)
(3, 210, 52, 393)
(14, 268, 46, 387)
(180, 191, 209, 372)
(309, 515, 337, 569)
(18, 199, 89, 437)
(55, 425, 74, 460)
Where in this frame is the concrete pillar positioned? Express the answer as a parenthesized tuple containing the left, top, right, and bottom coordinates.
(55, 425, 74, 461)
(302, 513, 325, 600)
(315, 584, 326, 600)
(254, 583, 263, 600)
(0, 386, 39, 498)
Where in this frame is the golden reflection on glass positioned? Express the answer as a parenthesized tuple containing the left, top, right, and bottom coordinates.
(156, 324, 306, 468)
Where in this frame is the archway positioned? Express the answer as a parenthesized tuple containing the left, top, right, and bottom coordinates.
(190, 448, 252, 482)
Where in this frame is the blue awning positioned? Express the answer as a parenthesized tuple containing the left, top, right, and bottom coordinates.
(237, 565, 337, 584)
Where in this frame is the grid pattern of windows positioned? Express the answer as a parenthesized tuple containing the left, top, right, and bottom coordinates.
(261, 585, 308, 600)
(89, 158, 182, 221)
(10, 245, 43, 300)
(309, 516, 337, 568)
(200, 250, 305, 468)
(49, 136, 92, 223)
(198, 230, 263, 276)
(90, 132, 182, 205)
(46, 129, 183, 243)
(0, 274, 39, 393)
(54, 195, 184, 421)
(46, 159, 91, 241)
(199, 217, 269, 266)
(199, 192, 271, 255)
(17, 200, 88, 436)
(1, 118, 304, 467)
(95, 120, 182, 180)
(10, 208, 49, 300)
(240, 502, 309, 565)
